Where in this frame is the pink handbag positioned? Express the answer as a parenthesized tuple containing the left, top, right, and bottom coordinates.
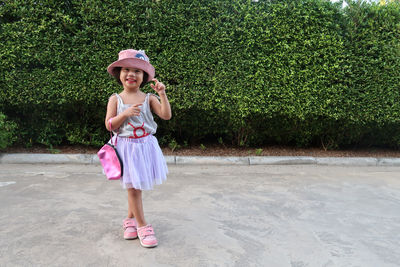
(97, 119, 123, 180)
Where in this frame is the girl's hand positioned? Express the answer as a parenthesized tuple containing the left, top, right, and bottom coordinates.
(122, 104, 142, 117)
(150, 78, 166, 96)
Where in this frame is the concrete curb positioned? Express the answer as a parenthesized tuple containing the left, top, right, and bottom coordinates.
(249, 156, 316, 165)
(0, 153, 96, 164)
(1, 153, 400, 166)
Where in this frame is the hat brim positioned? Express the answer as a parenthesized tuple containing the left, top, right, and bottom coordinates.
(107, 58, 155, 83)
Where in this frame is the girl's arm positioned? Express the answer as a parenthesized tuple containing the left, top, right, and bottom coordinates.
(150, 79, 172, 120)
(104, 95, 141, 131)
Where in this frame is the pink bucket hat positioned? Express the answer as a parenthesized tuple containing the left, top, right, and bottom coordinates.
(107, 49, 155, 83)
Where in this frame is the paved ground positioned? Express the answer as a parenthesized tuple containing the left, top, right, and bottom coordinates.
(0, 163, 399, 267)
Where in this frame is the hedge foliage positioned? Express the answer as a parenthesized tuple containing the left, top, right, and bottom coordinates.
(1, 0, 400, 149)
(0, 112, 17, 149)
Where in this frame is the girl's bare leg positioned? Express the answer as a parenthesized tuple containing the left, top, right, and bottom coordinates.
(127, 188, 147, 227)
(127, 190, 134, 219)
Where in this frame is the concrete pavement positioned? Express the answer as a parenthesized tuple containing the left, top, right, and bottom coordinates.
(0, 163, 399, 266)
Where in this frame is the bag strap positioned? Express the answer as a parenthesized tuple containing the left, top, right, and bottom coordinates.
(108, 118, 119, 146)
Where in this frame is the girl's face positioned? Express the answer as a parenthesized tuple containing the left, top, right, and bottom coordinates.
(120, 67, 144, 90)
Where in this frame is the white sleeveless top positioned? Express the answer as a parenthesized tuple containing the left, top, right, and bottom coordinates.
(112, 93, 158, 138)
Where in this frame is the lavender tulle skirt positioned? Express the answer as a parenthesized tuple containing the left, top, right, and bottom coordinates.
(110, 135, 168, 190)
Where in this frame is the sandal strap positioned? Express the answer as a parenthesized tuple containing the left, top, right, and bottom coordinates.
(123, 220, 137, 229)
(138, 225, 155, 238)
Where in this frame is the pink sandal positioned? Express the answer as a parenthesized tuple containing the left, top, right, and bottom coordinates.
(123, 218, 138, 240)
(137, 224, 158, 248)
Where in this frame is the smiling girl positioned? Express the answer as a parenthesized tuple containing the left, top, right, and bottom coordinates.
(104, 49, 171, 248)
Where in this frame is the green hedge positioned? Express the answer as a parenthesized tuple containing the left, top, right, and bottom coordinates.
(1, 0, 400, 149)
(0, 112, 17, 149)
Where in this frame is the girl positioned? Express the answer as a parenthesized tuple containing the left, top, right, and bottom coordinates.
(105, 49, 171, 248)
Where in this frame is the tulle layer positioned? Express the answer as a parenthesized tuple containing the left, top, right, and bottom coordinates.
(112, 135, 168, 190)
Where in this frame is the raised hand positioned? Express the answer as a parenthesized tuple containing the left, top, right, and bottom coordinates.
(150, 78, 166, 96)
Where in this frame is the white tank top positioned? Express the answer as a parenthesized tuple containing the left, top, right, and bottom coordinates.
(112, 93, 158, 138)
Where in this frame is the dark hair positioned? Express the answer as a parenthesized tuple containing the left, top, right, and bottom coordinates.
(112, 67, 149, 88)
